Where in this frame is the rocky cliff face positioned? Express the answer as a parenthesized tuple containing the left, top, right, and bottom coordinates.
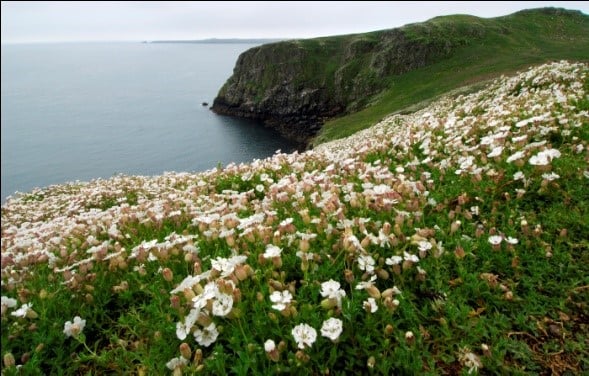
(211, 20, 487, 143)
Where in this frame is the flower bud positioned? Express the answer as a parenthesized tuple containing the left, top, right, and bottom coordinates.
(295, 350, 310, 363)
(321, 298, 338, 310)
(376, 268, 389, 280)
(194, 349, 203, 365)
(344, 269, 354, 284)
(405, 331, 415, 345)
(39, 289, 48, 299)
(366, 285, 381, 299)
(481, 343, 491, 357)
(179, 343, 191, 360)
(234, 265, 248, 281)
(162, 268, 174, 282)
(3, 352, 15, 368)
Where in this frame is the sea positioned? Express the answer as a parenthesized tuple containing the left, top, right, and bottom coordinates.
(1, 42, 299, 204)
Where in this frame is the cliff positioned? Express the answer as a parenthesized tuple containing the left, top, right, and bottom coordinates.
(212, 8, 588, 143)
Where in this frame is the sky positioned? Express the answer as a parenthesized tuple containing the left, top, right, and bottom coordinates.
(2, 1, 588, 44)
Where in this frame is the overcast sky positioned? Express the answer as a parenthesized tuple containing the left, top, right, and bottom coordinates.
(2, 1, 588, 44)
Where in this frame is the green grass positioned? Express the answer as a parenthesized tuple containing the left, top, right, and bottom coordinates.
(312, 8, 589, 145)
(2, 61, 588, 374)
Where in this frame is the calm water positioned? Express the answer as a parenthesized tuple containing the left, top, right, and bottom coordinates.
(1, 42, 298, 203)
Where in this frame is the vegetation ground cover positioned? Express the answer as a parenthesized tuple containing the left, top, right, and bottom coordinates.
(2, 61, 588, 374)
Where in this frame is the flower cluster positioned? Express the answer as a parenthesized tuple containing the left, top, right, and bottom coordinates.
(1, 61, 587, 373)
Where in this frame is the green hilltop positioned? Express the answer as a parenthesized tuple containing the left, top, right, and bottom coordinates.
(211, 7, 589, 145)
(315, 7, 589, 144)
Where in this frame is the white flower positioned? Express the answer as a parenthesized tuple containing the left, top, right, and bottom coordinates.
(513, 171, 525, 181)
(176, 308, 200, 340)
(291, 323, 317, 349)
(458, 348, 482, 374)
(1, 296, 17, 309)
(270, 290, 292, 311)
(264, 339, 276, 352)
(529, 148, 561, 166)
(488, 235, 503, 246)
(1, 296, 17, 316)
(176, 321, 189, 340)
(417, 241, 432, 252)
(529, 153, 549, 166)
(211, 255, 247, 278)
(320, 280, 346, 301)
(487, 146, 503, 158)
(320, 318, 343, 341)
(542, 172, 560, 181)
(11, 303, 33, 318)
(403, 252, 419, 263)
(363, 297, 378, 313)
(357, 254, 375, 273)
(166, 356, 188, 370)
(385, 255, 403, 265)
(193, 322, 219, 347)
(212, 293, 234, 317)
(263, 244, 282, 259)
(63, 316, 86, 338)
(355, 275, 377, 290)
(506, 151, 525, 163)
(506, 237, 519, 245)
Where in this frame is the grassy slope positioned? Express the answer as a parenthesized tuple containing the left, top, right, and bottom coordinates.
(312, 8, 589, 145)
(1, 61, 587, 375)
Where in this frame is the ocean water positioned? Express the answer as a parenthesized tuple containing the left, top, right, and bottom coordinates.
(1, 42, 299, 203)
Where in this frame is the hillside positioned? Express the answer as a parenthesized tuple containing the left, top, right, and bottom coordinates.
(211, 7, 589, 144)
(2, 61, 588, 374)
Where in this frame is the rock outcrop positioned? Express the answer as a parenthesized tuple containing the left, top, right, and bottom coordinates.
(211, 14, 493, 142)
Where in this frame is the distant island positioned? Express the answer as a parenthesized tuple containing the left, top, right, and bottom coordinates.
(143, 38, 285, 44)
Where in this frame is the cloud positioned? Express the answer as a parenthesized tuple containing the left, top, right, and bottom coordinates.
(2, 1, 588, 43)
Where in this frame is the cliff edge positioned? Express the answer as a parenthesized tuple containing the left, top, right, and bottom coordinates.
(212, 8, 588, 143)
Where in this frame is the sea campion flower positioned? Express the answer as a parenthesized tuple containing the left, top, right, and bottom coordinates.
(320, 318, 343, 341)
(264, 339, 280, 361)
(264, 246, 283, 260)
(506, 151, 525, 164)
(193, 322, 219, 347)
(320, 279, 346, 308)
(264, 339, 276, 352)
(270, 290, 293, 311)
(211, 292, 234, 317)
(1, 296, 17, 316)
(63, 316, 86, 338)
(166, 356, 188, 371)
(320, 280, 346, 300)
(529, 148, 561, 167)
(11, 303, 36, 319)
(357, 254, 375, 274)
(458, 347, 483, 374)
(488, 235, 503, 248)
(291, 323, 317, 349)
(487, 146, 503, 158)
(513, 171, 525, 181)
(385, 255, 403, 265)
(542, 172, 560, 181)
(363, 297, 378, 313)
